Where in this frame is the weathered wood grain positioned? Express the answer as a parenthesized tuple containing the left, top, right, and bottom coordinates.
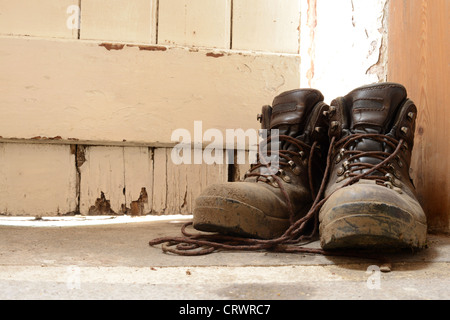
(388, 0, 449, 232)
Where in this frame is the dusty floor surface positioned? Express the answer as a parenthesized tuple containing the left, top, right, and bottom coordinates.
(0, 216, 449, 300)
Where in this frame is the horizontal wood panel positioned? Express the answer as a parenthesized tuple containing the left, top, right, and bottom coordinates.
(0, 37, 300, 145)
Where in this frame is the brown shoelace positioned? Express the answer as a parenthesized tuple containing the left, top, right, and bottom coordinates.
(148, 133, 405, 256)
(333, 133, 403, 186)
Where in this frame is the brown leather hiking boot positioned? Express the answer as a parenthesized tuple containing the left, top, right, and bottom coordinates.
(319, 83, 427, 250)
(193, 89, 329, 239)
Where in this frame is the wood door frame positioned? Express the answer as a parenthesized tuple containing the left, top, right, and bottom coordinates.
(388, 0, 449, 233)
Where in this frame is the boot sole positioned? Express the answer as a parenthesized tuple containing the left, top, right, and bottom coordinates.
(193, 195, 290, 239)
(319, 202, 427, 250)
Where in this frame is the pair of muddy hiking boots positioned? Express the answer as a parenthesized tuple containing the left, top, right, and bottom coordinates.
(193, 83, 427, 251)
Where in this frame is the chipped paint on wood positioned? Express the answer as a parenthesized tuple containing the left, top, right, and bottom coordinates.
(99, 43, 169, 52)
(79, 146, 125, 215)
(123, 147, 153, 215)
(206, 52, 225, 58)
(0, 143, 239, 217)
(152, 148, 168, 214)
(299, 0, 316, 89)
(129, 187, 149, 216)
(88, 191, 116, 215)
(135, 45, 167, 52)
(0, 36, 300, 144)
(99, 43, 125, 51)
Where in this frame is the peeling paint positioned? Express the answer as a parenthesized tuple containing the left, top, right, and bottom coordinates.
(126, 44, 167, 51)
(129, 201, 140, 216)
(99, 43, 125, 51)
(129, 187, 148, 216)
(365, 0, 389, 82)
(206, 52, 225, 58)
(305, 0, 317, 87)
(351, 0, 356, 27)
(75, 145, 86, 168)
(88, 191, 116, 215)
(30, 136, 62, 140)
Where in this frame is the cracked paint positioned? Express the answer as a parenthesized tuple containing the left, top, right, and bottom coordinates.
(300, 0, 388, 101)
(306, 0, 317, 88)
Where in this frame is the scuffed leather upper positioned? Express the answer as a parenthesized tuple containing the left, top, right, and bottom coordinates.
(242, 88, 330, 218)
(325, 82, 419, 198)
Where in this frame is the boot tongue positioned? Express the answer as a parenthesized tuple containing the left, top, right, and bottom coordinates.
(343, 83, 407, 176)
(255, 89, 324, 176)
(270, 89, 324, 135)
(345, 83, 407, 134)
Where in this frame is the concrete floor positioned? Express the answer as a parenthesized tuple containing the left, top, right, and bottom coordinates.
(0, 216, 449, 300)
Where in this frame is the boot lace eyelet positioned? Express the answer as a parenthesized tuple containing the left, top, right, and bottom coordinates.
(384, 180, 403, 194)
(336, 170, 350, 183)
(388, 163, 401, 179)
(288, 160, 301, 175)
(335, 148, 346, 164)
(277, 169, 291, 183)
(266, 175, 279, 188)
(385, 173, 402, 188)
